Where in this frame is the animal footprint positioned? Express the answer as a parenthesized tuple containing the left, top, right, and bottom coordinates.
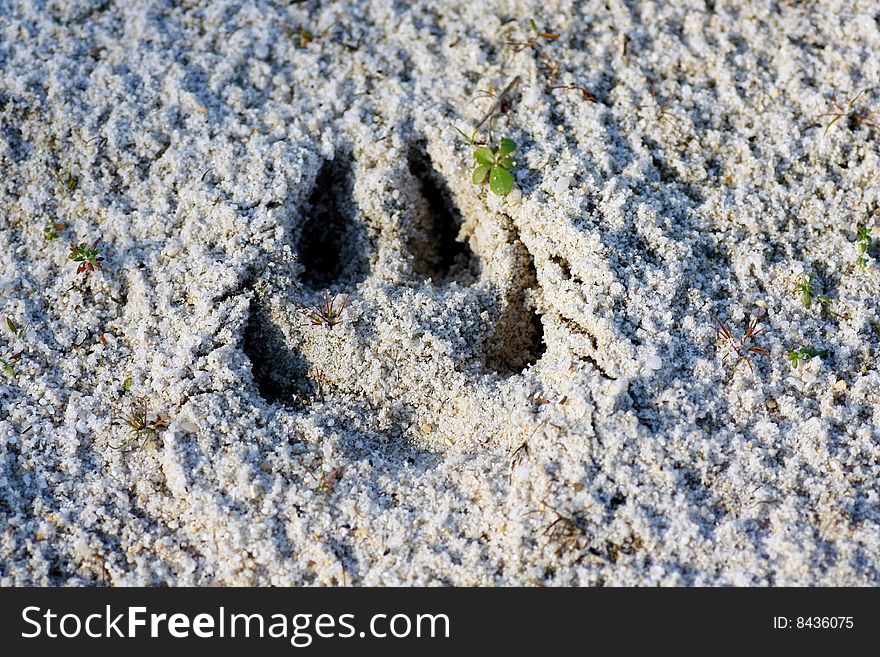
(243, 134, 545, 410)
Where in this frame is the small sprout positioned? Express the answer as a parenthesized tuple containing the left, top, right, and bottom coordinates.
(291, 22, 333, 48)
(787, 347, 828, 369)
(117, 376, 133, 398)
(315, 468, 340, 494)
(796, 274, 814, 307)
(712, 309, 769, 374)
(297, 289, 351, 328)
(312, 367, 328, 400)
(454, 126, 484, 146)
(529, 19, 560, 40)
(819, 90, 877, 137)
(549, 83, 598, 103)
(472, 138, 517, 196)
(54, 170, 78, 195)
(855, 225, 872, 267)
(69, 238, 105, 275)
(639, 81, 679, 127)
(1, 358, 14, 377)
(113, 396, 170, 450)
(539, 503, 588, 556)
(43, 220, 64, 240)
(504, 20, 561, 81)
(309, 461, 341, 496)
(297, 26, 314, 46)
(5, 317, 26, 340)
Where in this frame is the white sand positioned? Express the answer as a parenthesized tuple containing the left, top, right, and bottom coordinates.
(1, 0, 879, 585)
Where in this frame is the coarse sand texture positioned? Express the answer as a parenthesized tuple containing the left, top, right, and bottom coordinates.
(1, 0, 879, 585)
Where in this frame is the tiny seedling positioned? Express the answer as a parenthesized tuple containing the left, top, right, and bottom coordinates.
(312, 368, 328, 399)
(5, 317, 26, 340)
(296, 26, 314, 46)
(787, 347, 828, 368)
(116, 376, 133, 398)
(504, 19, 561, 81)
(43, 220, 63, 240)
(819, 90, 877, 137)
(550, 83, 598, 103)
(291, 21, 333, 48)
(539, 503, 587, 556)
(69, 238, 105, 274)
(113, 396, 170, 450)
(1, 357, 14, 377)
(639, 81, 679, 127)
(796, 274, 814, 307)
(308, 460, 341, 496)
(712, 309, 769, 373)
(796, 275, 843, 317)
(454, 126, 486, 146)
(314, 467, 340, 494)
(297, 289, 351, 328)
(855, 225, 872, 267)
(54, 170, 78, 195)
(472, 138, 517, 196)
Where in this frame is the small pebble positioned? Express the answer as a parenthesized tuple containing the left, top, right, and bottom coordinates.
(554, 176, 574, 195)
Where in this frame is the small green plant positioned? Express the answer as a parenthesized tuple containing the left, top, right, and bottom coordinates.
(5, 317, 26, 340)
(113, 396, 170, 450)
(819, 90, 876, 137)
(311, 465, 341, 495)
(1, 357, 14, 377)
(297, 26, 314, 46)
(43, 220, 63, 240)
(855, 225, 872, 267)
(787, 347, 828, 368)
(69, 238, 105, 274)
(116, 376, 133, 399)
(54, 170, 78, 195)
(712, 309, 769, 374)
(297, 289, 351, 328)
(472, 138, 517, 196)
(796, 274, 814, 307)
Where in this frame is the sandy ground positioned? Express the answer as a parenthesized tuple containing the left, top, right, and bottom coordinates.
(1, 0, 879, 585)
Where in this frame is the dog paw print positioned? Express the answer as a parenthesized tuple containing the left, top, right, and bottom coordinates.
(243, 135, 545, 408)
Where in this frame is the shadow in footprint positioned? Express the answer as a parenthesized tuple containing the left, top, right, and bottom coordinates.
(405, 142, 480, 285)
(483, 231, 546, 374)
(243, 298, 311, 405)
(245, 150, 372, 408)
(298, 154, 370, 289)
